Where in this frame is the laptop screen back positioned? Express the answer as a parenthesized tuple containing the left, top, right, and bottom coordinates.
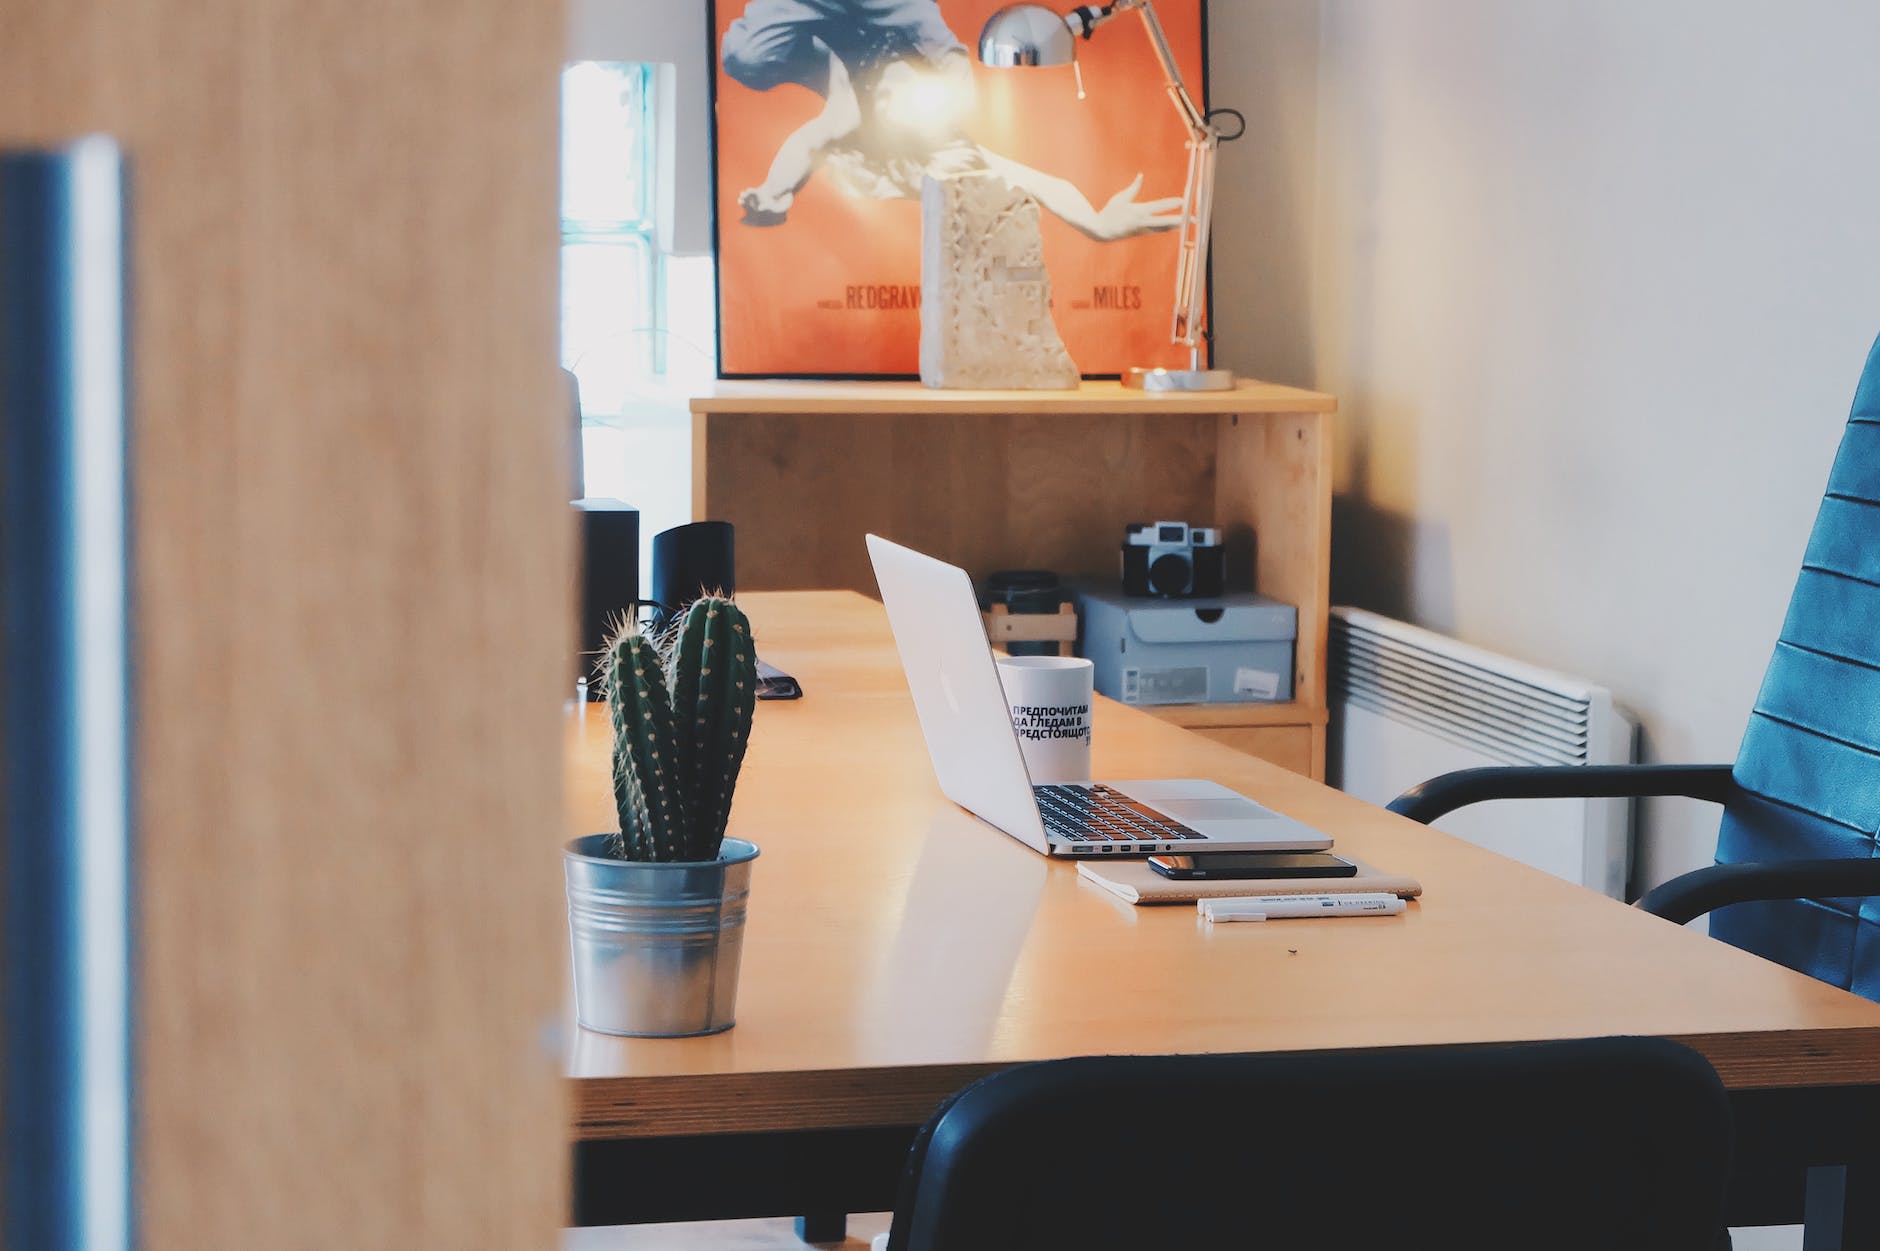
(865, 535, 1049, 851)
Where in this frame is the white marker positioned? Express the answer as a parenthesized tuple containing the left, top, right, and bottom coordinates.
(1199, 893, 1406, 923)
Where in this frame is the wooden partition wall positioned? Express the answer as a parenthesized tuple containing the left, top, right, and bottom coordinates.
(2, 3, 571, 1247)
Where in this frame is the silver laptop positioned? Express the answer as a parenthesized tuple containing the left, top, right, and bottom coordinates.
(866, 535, 1334, 858)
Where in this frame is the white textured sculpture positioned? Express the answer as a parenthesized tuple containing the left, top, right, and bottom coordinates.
(920, 171, 1079, 390)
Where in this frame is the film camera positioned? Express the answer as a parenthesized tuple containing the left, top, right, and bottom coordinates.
(1121, 521, 1226, 598)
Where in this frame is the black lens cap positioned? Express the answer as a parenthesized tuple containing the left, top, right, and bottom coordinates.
(1148, 552, 1191, 596)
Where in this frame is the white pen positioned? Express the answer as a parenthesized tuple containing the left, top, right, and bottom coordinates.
(1199, 893, 1406, 923)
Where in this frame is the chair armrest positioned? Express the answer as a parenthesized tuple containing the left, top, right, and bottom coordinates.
(1637, 858, 1880, 926)
(1386, 764, 1738, 824)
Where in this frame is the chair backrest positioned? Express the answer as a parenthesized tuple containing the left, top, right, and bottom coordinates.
(1713, 331, 1880, 1000)
(886, 1038, 1731, 1251)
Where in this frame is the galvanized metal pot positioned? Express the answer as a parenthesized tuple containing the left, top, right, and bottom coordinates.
(563, 834, 760, 1038)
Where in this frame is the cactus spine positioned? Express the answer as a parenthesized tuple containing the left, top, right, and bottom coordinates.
(599, 595, 757, 862)
(670, 597, 758, 856)
(601, 627, 690, 860)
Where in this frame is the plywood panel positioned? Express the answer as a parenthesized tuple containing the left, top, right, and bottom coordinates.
(1186, 724, 1316, 775)
(1, 3, 570, 1248)
(701, 410, 1219, 591)
(1143, 704, 1326, 778)
(1217, 410, 1333, 708)
(690, 377, 1338, 414)
(696, 391, 1337, 777)
(1144, 701, 1328, 729)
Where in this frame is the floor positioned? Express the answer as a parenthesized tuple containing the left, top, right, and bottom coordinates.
(563, 1215, 892, 1251)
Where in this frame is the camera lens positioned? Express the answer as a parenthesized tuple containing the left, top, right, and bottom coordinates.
(1148, 552, 1192, 596)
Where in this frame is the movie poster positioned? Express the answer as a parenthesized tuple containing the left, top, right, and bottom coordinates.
(710, 0, 1208, 378)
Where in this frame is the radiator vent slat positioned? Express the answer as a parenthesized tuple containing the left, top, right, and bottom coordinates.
(1336, 683, 1585, 765)
(1337, 652, 1589, 751)
(1332, 609, 1596, 767)
(1328, 607, 1636, 899)
(1336, 689, 1577, 767)
(1338, 633, 1589, 719)
(1336, 626, 1592, 714)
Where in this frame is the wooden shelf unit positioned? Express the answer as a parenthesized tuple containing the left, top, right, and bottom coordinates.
(690, 379, 1337, 778)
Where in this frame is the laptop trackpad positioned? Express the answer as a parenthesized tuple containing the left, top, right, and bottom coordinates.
(1152, 797, 1278, 825)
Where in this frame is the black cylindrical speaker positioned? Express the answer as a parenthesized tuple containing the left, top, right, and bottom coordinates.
(575, 498, 640, 696)
(980, 569, 1065, 657)
(650, 521, 735, 630)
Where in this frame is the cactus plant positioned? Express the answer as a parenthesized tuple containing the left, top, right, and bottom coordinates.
(597, 595, 757, 862)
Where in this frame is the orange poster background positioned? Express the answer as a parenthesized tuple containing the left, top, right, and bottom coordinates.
(711, 0, 1208, 377)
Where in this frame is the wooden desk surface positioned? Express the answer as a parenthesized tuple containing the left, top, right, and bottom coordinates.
(565, 592, 1880, 1141)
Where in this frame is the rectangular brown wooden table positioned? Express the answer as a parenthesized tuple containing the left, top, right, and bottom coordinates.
(566, 592, 1880, 1238)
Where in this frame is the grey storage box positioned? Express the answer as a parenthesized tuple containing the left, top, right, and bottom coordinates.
(1076, 585, 1296, 705)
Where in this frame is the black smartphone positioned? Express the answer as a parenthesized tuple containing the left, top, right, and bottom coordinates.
(1147, 851, 1359, 880)
(755, 658, 802, 700)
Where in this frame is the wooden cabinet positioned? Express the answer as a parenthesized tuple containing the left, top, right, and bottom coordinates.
(690, 379, 1336, 779)
(1145, 704, 1326, 779)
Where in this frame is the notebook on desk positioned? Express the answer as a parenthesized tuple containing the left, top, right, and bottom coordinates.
(867, 534, 1335, 858)
(1078, 857, 1423, 906)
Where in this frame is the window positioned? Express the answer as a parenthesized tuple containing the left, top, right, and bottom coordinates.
(560, 61, 713, 560)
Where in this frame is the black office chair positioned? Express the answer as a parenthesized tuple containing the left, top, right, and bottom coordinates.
(884, 1038, 1732, 1251)
(1388, 331, 1880, 1000)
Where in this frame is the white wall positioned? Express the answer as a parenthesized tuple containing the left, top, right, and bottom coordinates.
(1212, 0, 1880, 894)
(1204, 1, 1323, 387)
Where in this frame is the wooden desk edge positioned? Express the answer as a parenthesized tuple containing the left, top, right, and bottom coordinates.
(570, 1025, 1880, 1140)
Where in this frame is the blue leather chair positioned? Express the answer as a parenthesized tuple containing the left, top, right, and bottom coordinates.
(1389, 330, 1880, 999)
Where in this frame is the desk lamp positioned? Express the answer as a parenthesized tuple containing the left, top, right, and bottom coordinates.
(979, 2, 1241, 392)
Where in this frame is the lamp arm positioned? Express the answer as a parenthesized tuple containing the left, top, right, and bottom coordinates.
(1119, 0, 1211, 138)
(1117, 0, 1216, 357)
(1070, 0, 1223, 364)
(1171, 137, 1215, 359)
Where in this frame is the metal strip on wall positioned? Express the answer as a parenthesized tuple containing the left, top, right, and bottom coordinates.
(0, 136, 134, 1251)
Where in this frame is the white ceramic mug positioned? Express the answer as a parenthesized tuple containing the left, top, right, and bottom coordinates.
(995, 655, 1094, 784)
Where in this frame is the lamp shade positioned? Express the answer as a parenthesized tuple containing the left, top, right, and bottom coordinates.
(978, 4, 1076, 67)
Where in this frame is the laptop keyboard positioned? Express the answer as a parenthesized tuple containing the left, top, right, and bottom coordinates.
(1034, 784, 1206, 847)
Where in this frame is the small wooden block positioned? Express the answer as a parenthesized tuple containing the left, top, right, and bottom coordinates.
(982, 603, 1077, 657)
(983, 602, 1077, 639)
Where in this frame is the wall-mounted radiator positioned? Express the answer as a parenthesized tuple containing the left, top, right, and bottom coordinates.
(1328, 607, 1637, 898)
